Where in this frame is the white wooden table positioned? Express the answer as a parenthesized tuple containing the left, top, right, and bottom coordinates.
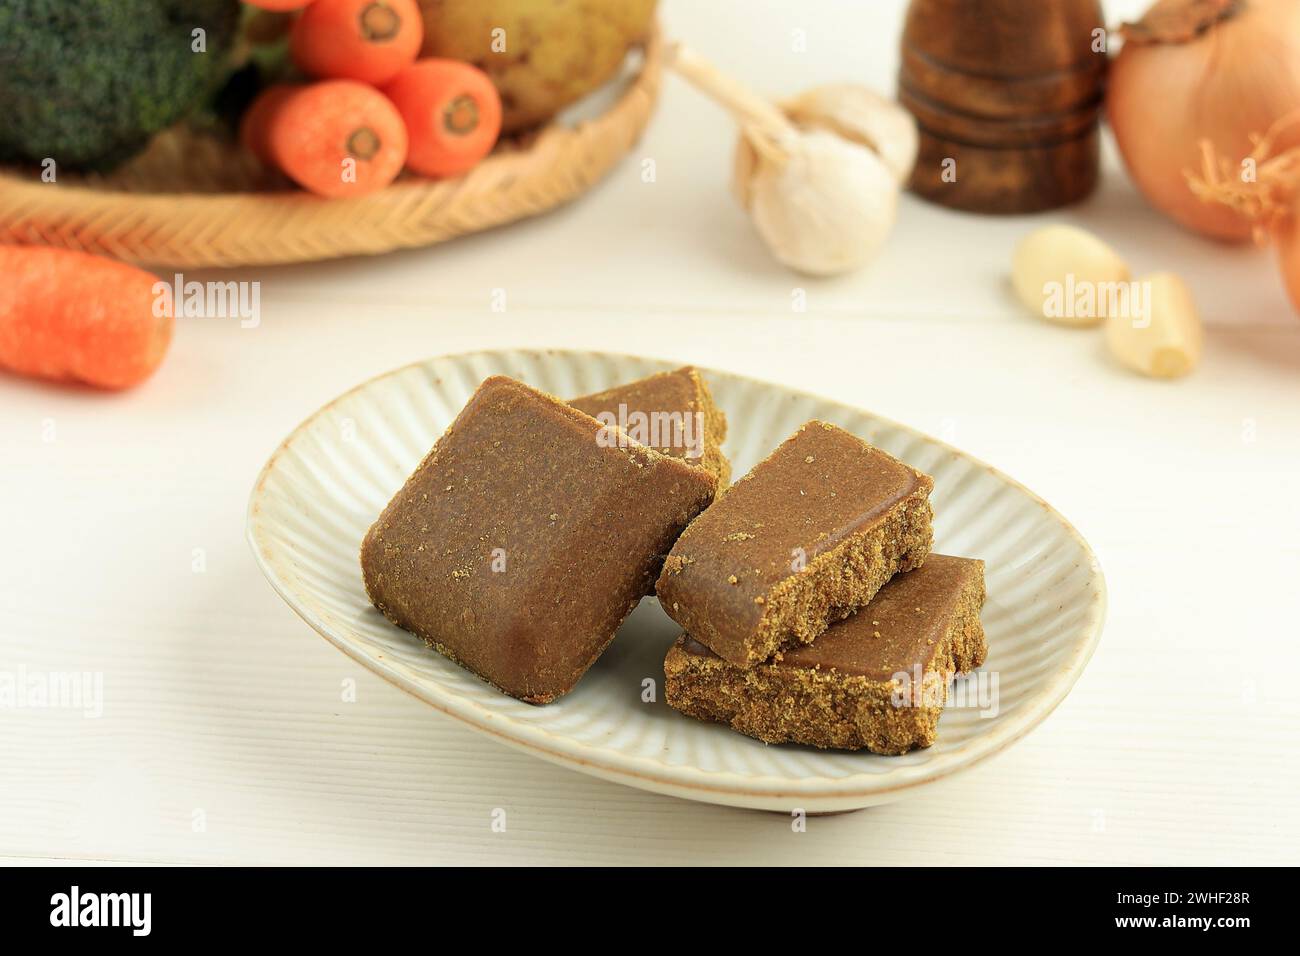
(3, 0, 1298, 865)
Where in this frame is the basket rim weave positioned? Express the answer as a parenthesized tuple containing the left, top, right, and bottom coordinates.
(0, 27, 662, 269)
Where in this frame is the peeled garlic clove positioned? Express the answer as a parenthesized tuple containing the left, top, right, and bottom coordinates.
(1105, 272, 1203, 379)
(782, 84, 919, 186)
(1012, 225, 1131, 327)
(745, 129, 898, 276)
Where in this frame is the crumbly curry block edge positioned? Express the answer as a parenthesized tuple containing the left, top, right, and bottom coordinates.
(692, 370, 732, 488)
(754, 490, 934, 663)
(660, 487, 935, 668)
(663, 578, 987, 754)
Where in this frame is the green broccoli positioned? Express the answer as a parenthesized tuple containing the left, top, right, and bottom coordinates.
(0, 0, 241, 172)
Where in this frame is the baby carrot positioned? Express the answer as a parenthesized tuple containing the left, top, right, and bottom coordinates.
(267, 80, 408, 197)
(0, 246, 172, 390)
(243, 1, 316, 10)
(382, 59, 502, 178)
(240, 84, 297, 166)
(291, 0, 422, 86)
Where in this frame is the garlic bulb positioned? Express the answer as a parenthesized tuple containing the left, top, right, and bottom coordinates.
(741, 129, 899, 276)
(782, 84, 919, 186)
(669, 44, 907, 276)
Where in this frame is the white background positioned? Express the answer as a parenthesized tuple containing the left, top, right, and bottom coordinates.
(2, 0, 1298, 864)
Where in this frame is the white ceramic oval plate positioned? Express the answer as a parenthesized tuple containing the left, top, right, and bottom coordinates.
(247, 349, 1105, 812)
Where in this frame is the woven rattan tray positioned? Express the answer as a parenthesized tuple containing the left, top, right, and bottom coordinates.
(0, 29, 661, 268)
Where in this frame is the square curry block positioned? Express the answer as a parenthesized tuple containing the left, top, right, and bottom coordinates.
(361, 375, 717, 704)
(570, 365, 731, 489)
(656, 421, 934, 667)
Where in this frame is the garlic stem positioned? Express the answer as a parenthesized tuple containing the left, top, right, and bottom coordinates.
(666, 43, 796, 163)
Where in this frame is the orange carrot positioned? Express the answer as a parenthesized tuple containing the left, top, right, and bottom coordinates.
(382, 59, 502, 178)
(268, 80, 408, 197)
(291, 0, 422, 86)
(240, 84, 297, 166)
(0, 246, 172, 390)
(243, 0, 316, 10)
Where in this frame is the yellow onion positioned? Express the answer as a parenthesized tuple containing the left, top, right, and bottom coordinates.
(1109, 0, 1300, 242)
(1188, 112, 1300, 315)
(1279, 216, 1300, 315)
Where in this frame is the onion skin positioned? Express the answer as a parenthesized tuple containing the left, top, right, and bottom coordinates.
(1108, 0, 1300, 242)
(1277, 214, 1300, 315)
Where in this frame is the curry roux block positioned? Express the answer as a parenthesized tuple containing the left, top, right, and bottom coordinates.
(656, 421, 934, 667)
(664, 555, 987, 754)
(570, 366, 731, 489)
(361, 375, 717, 704)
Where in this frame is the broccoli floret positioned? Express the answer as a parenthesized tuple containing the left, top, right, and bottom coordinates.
(0, 0, 241, 171)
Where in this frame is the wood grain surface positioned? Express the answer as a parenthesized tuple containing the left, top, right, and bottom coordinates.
(2, 0, 1297, 866)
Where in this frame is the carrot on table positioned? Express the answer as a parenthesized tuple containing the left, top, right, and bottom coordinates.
(0, 246, 172, 390)
(382, 59, 502, 178)
(268, 80, 408, 197)
(291, 0, 422, 86)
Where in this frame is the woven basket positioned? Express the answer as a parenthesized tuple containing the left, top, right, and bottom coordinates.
(0, 29, 661, 269)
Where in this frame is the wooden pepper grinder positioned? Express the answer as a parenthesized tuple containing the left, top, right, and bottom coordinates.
(899, 0, 1107, 214)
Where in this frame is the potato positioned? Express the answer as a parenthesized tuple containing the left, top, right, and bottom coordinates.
(417, 0, 657, 133)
